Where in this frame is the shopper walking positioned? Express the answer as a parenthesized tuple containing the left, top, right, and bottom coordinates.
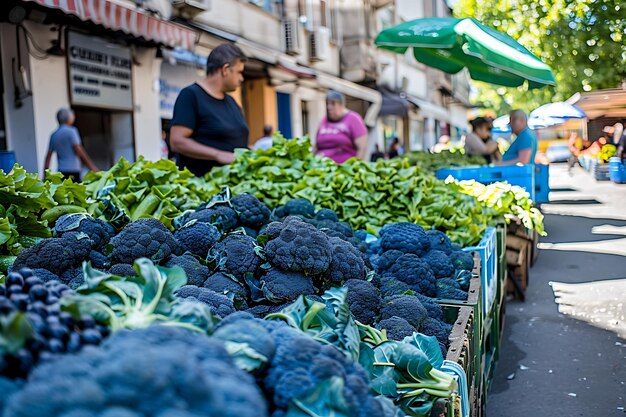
(252, 125, 274, 151)
(500, 109, 537, 165)
(169, 44, 249, 176)
(44, 108, 98, 181)
(315, 91, 369, 163)
(464, 117, 500, 163)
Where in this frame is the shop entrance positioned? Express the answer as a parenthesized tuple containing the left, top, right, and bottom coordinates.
(73, 108, 135, 170)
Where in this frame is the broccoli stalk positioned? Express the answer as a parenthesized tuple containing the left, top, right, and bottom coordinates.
(396, 366, 458, 399)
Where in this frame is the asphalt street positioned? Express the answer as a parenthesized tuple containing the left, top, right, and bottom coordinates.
(487, 164, 626, 417)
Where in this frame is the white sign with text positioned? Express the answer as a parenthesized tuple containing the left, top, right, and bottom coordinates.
(68, 32, 133, 111)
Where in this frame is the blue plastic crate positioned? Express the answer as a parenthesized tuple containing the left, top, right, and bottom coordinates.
(534, 164, 550, 203)
(609, 157, 626, 184)
(436, 165, 535, 200)
(463, 227, 497, 318)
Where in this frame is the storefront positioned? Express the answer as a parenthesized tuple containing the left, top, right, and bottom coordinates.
(0, 0, 197, 175)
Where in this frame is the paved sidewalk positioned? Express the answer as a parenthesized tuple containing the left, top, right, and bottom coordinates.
(487, 164, 626, 417)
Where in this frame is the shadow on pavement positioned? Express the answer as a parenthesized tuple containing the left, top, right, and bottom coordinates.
(488, 315, 527, 395)
(543, 199, 602, 205)
(541, 214, 626, 245)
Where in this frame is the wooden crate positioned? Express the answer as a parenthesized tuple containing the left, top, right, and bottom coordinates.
(445, 305, 480, 417)
(506, 233, 531, 300)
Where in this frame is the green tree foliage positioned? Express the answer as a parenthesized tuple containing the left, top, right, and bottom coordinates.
(454, 0, 626, 114)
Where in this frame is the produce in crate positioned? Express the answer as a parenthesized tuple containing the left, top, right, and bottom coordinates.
(0, 188, 475, 417)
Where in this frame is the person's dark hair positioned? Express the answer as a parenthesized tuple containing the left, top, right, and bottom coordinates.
(263, 125, 273, 136)
(56, 108, 74, 125)
(470, 117, 489, 131)
(206, 44, 247, 75)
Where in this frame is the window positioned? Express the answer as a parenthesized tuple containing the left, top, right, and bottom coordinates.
(410, 119, 425, 151)
(248, 0, 278, 14)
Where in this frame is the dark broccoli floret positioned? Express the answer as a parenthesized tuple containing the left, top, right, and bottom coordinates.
(379, 275, 411, 298)
(231, 193, 271, 228)
(420, 317, 453, 345)
(315, 208, 339, 222)
(264, 217, 332, 276)
(380, 294, 428, 329)
(174, 221, 221, 257)
(451, 243, 463, 251)
(61, 267, 84, 289)
(422, 250, 455, 279)
(374, 249, 404, 274)
(414, 293, 444, 321)
(109, 218, 177, 264)
(449, 250, 474, 271)
(54, 213, 115, 250)
(379, 222, 430, 256)
(108, 263, 137, 277)
(3, 325, 268, 417)
(245, 304, 274, 318)
(0, 377, 22, 414)
(211, 234, 263, 281)
(188, 205, 238, 232)
(281, 198, 316, 218)
(318, 220, 353, 238)
(343, 279, 381, 324)
(384, 254, 437, 297)
(263, 326, 375, 416)
(435, 282, 468, 301)
(326, 237, 367, 284)
(437, 277, 461, 290)
(261, 268, 316, 304)
(12, 232, 92, 275)
(425, 230, 453, 255)
(204, 272, 249, 308)
(175, 285, 236, 318)
(89, 250, 110, 270)
(376, 316, 416, 341)
(217, 311, 256, 327)
(30, 268, 61, 283)
(164, 254, 209, 287)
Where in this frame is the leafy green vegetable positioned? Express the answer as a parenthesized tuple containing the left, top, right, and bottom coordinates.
(84, 157, 215, 229)
(0, 166, 88, 255)
(405, 150, 486, 172)
(0, 312, 33, 356)
(61, 258, 215, 333)
(203, 136, 494, 245)
(445, 177, 545, 235)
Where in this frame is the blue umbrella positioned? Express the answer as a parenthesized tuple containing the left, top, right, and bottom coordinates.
(529, 102, 586, 120)
(492, 115, 511, 134)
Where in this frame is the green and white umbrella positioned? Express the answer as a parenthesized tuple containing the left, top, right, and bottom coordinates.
(375, 17, 556, 89)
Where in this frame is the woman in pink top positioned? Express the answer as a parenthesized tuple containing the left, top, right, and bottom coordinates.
(315, 91, 369, 163)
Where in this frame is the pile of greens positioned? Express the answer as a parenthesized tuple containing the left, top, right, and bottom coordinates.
(445, 177, 546, 235)
(0, 166, 88, 262)
(405, 150, 486, 173)
(83, 157, 214, 229)
(203, 136, 493, 245)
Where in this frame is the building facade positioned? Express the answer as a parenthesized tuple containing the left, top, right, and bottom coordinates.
(0, 0, 471, 175)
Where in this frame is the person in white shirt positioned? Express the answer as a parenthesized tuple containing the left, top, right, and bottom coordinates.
(252, 125, 274, 151)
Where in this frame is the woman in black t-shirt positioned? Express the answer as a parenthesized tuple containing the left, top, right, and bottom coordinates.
(170, 44, 249, 177)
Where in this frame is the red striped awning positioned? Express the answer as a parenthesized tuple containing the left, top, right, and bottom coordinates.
(20, 0, 198, 50)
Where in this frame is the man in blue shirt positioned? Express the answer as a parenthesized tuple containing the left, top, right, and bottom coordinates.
(501, 109, 538, 165)
(44, 108, 99, 180)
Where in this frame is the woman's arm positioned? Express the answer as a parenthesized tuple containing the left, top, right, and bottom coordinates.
(355, 134, 369, 160)
(170, 125, 235, 164)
